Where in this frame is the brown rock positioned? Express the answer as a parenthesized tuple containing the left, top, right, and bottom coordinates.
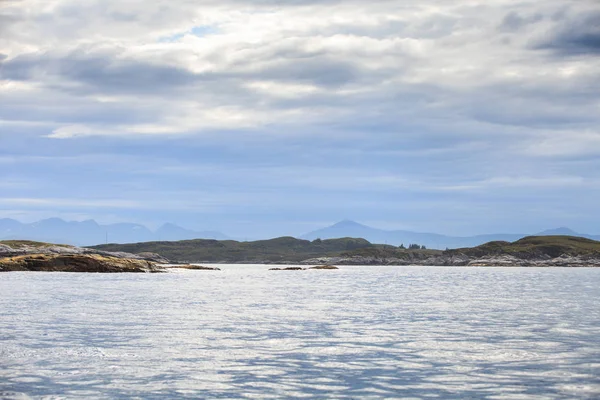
(0, 254, 164, 273)
(136, 252, 171, 263)
(166, 264, 221, 270)
(309, 265, 339, 270)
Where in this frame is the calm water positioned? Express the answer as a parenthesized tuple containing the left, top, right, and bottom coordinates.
(1, 265, 599, 399)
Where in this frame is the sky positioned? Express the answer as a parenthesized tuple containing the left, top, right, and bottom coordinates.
(1, 0, 600, 238)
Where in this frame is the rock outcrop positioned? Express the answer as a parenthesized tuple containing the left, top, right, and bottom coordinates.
(0, 254, 163, 273)
(5, 236, 600, 268)
(165, 264, 221, 270)
(0, 240, 167, 273)
(136, 252, 171, 263)
(269, 265, 339, 270)
(0, 241, 170, 261)
(300, 254, 600, 267)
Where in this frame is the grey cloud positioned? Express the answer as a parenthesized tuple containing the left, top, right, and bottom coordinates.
(0, 92, 159, 125)
(457, 87, 600, 132)
(536, 11, 600, 55)
(550, 6, 570, 22)
(499, 11, 543, 32)
(108, 11, 138, 22)
(0, 41, 384, 101)
(1, 0, 599, 142)
(0, 50, 199, 94)
(315, 14, 458, 40)
(254, 57, 361, 88)
(0, 10, 20, 35)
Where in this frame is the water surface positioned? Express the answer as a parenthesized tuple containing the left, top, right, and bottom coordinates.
(1, 265, 599, 399)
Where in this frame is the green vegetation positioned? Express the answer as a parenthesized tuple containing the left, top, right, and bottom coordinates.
(92, 237, 374, 263)
(340, 245, 439, 259)
(6, 235, 600, 266)
(450, 235, 600, 258)
(91, 237, 434, 263)
(89, 235, 600, 264)
(0, 240, 71, 248)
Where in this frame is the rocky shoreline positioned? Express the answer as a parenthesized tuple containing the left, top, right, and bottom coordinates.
(3, 235, 600, 270)
(270, 265, 339, 271)
(0, 241, 167, 273)
(0, 253, 164, 273)
(300, 254, 600, 267)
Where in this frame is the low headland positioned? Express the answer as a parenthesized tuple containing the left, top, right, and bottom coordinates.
(92, 235, 600, 267)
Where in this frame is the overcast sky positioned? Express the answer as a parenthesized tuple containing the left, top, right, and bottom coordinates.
(1, 0, 599, 238)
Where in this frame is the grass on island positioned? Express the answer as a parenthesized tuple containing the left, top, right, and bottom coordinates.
(91, 237, 378, 263)
(450, 235, 600, 258)
(0, 240, 74, 249)
(340, 245, 441, 259)
(47, 234, 600, 264)
(90, 236, 440, 263)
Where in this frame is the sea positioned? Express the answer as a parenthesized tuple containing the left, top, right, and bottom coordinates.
(1, 265, 599, 399)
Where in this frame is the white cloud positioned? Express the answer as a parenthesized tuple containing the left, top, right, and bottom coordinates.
(1, 0, 600, 237)
(525, 130, 600, 157)
(0, 0, 596, 146)
(0, 197, 142, 209)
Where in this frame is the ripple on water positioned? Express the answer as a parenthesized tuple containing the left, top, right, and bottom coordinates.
(1, 266, 599, 399)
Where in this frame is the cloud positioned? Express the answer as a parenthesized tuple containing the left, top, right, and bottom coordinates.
(2, 0, 597, 141)
(0, 197, 143, 209)
(499, 11, 543, 32)
(536, 9, 600, 56)
(525, 130, 600, 157)
(0, 49, 199, 94)
(1, 0, 600, 236)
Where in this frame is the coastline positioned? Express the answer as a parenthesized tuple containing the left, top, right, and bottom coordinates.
(3, 236, 600, 272)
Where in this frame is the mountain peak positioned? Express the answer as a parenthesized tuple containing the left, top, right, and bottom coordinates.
(537, 227, 579, 236)
(332, 220, 368, 228)
(0, 218, 229, 245)
(79, 219, 99, 226)
(39, 217, 67, 223)
(34, 218, 68, 227)
(157, 223, 187, 232)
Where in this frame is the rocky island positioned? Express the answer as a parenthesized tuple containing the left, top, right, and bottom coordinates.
(0, 241, 167, 273)
(269, 265, 339, 271)
(4, 235, 600, 270)
(90, 235, 600, 267)
(302, 236, 600, 267)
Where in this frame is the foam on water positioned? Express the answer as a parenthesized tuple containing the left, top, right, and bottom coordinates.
(1, 265, 599, 399)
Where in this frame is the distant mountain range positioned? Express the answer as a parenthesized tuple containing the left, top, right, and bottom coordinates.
(300, 220, 600, 249)
(2, 217, 598, 250)
(0, 218, 229, 246)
